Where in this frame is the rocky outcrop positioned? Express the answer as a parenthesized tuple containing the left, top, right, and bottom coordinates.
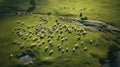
(71, 18, 120, 34)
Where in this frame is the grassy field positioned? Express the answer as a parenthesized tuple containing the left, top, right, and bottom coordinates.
(0, 0, 120, 67)
(0, 0, 120, 28)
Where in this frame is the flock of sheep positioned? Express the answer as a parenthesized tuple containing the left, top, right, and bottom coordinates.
(11, 18, 93, 57)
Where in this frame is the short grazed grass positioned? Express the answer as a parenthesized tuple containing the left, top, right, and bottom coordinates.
(0, 0, 120, 67)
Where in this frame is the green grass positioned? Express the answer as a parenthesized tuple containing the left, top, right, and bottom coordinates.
(0, 15, 119, 67)
(0, 0, 120, 67)
(0, 0, 120, 28)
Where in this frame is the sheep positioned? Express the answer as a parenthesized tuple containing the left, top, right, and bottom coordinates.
(65, 28, 68, 32)
(29, 35, 32, 38)
(49, 41, 53, 47)
(17, 20, 21, 24)
(13, 40, 17, 45)
(75, 44, 79, 49)
(16, 30, 20, 34)
(37, 40, 40, 43)
(63, 24, 67, 28)
(83, 31, 87, 35)
(55, 20, 58, 22)
(21, 22, 25, 25)
(41, 29, 45, 33)
(90, 39, 93, 44)
(48, 28, 52, 32)
(61, 38, 65, 43)
(59, 24, 62, 28)
(12, 28, 15, 33)
(36, 34, 40, 37)
(23, 28, 26, 32)
(60, 30, 63, 34)
(25, 33, 29, 37)
(28, 30, 32, 34)
(10, 53, 13, 59)
(48, 30, 53, 34)
(49, 50, 53, 56)
(40, 34, 45, 39)
(48, 38, 51, 42)
(78, 32, 81, 36)
(33, 37, 38, 42)
(80, 8, 87, 11)
(53, 24, 58, 30)
(81, 41, 84, 45)
(55, 20, 60, 25)
(10, 53, 13, 57)
(38, 43, 42, 47)
(64, 37, 68, 41)
(60, 35, 64, 39)
(62, 49, 65, 54)
(27, 25, 31, 29)
(78, 36, 80, 41)
(31, 25, 35, 28)
(66, 47, 69, 52)
(57, 34, 61, 40)
(77, 28, 81, 33)
(23, 36, 27, 40)
(17, 41, 20, 45)
(21, 36, 25, 40)
(58, 46, 62, 51)
(42, 41, 45, 45)
(44, 46, 49, 52)
(73, 48, 76, 53)
(84, 47, 87, 51)
(20, 43, 24, 49)
(51, 34, 54, 39)
(78, 28, 84, 33)
(48, 35, 51, 38)
(74, 26, 77, 32)
(17, 32, 23, 37)
(30, 43, 36, 49)
(17, 27, 21, 31)
(68, 28, 72, 33)
(57, 44, 61, 48)
(44, 18, 48, 24)
(59, 27, 63, 30)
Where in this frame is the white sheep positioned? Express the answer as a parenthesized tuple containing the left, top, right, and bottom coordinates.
(20, 44, 24, 49)
(33, 37, 38, 42)
(58, 46, 62, 51)
(66, 47, 69, 52)
(13, 40, 17, 45)
(84, 47, 87, 51)
(49, 41, 53, 47)
(90, 39, 93, 44)
(57, 44, 61, 48)
(30, 43, 36, 48)
(62, 49, 65, 54)
(75, 44, 79, 49)
(27, 25, 31, 29)
(21, 22, 25, 25)
(45, 46, 49, 52)
(81, 41, 84, 45)
(64, 37, 68, 41)
(83, 31, 87, 35)
(73, 48, 76, 53)
(78, 36, 80, 40)
(49, 50, 53, 56)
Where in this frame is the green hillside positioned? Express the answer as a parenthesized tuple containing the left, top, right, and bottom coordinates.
(0, 0, 120, 67)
